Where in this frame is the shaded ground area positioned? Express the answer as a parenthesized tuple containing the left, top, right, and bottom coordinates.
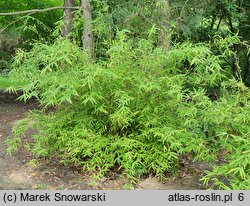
(0, 91, 209, 190)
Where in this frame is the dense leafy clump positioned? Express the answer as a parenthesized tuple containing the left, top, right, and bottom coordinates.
(6, 33, 250, 188)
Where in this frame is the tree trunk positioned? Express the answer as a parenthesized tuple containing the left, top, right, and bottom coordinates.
(210, 14, 216, 31)
(239, 1, 250, 84)
(216, 15, 223, 31)
(81, 0, 94, 59)
(243, 52, 250, 84)
(157, 0, 171, 51)
(62, 0, 76, 38)
(228, 17, 241, 80)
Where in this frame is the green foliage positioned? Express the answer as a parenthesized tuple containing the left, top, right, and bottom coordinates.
(181, 80, 250, 189)
(0, 0, 63, 76)
(1, 0, 249, 83)
(0, 32, 20, 73)
(0, 0, 62, 35)
(6, 32, 250, 189)
(0, 75, 24, 89)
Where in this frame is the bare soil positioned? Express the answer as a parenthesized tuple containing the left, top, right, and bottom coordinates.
(0, 91, 208, 190)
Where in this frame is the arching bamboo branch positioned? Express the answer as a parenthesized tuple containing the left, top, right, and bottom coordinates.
(0, 6, 80, 16)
